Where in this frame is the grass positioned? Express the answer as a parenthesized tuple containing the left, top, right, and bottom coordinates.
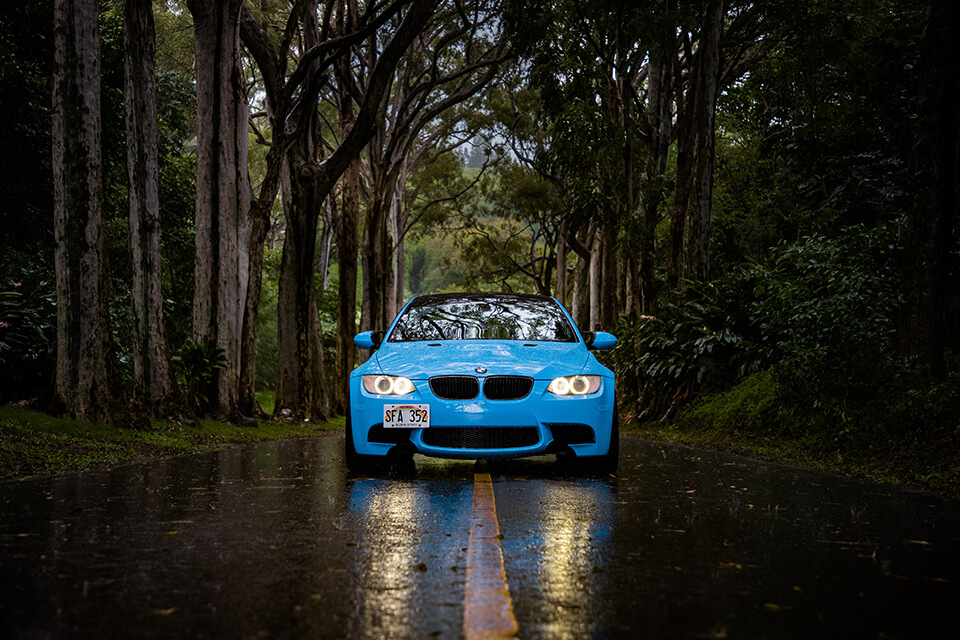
(623, 414, 960, 497)
(0, 406, 344, 481)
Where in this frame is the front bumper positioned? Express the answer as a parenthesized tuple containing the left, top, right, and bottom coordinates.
(348, 376, 616, 460)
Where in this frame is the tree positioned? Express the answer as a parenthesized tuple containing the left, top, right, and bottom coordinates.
(670, 0, 724, 286)
(897, 0, 960, 381)
(124, 0, 178, 414)
(359, 0, 508, 334)
(187, 0, 252, 419)
(241, 0, 438, 420)
(333, 0, 361, 415)
(52, 0, 128, 424)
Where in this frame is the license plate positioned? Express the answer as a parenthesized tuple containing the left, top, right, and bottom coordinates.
(383, 404, 430, 429)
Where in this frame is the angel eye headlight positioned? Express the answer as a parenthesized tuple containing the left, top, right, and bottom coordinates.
(363, 375, 416, 396)
(548, 375, 601, 396)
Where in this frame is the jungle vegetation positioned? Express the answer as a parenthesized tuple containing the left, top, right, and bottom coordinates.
(0, 0, 957, 478)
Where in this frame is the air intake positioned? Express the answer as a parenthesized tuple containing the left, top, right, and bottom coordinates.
(422, 427, 540, 449)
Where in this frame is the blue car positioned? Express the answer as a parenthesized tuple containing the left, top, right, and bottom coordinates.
(346, 292, 618, 472)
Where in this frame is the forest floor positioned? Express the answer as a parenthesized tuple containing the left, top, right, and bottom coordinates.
(0, 404, 343, 481)
(2, 404, 957, 498)
(624, 418, 960, 498)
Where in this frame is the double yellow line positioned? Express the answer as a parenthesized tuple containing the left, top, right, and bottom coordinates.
(464, 473, 519, 639)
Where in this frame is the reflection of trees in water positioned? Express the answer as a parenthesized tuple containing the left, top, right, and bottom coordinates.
(391, 298, 576, 342)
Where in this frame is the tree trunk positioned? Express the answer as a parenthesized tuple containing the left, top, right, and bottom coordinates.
(273, 0, 437, 410)
(600, 229, 617, 329)
(318, 196, 335, 290)
(188, 0, 251, 420)
(361, 195, 392, 333)
(669, 2, 722, 290)
(52, 0, 129, 425)
(589, 227, 601, 330)
(897, 0, 959, 381)
(275, 1, 330, 421)
(275, 148, 331, 421)
(556, 221, 568, 306)
(638, 26, 674, 312)
(124, 0, 178, 416)
(335, 158, 360, 412)
(672, 0, 723, 285)
(390, 181, 405, 320)
(685, 0, 723, 282)
(331, 0, 360, 413)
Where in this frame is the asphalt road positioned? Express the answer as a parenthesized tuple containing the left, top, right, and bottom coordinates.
(1, 435, 958, 639)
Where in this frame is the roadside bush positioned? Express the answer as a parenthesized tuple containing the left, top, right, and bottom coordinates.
(617, 224, 902, 440)
(0, 256, 56, 403)
(609, 269, 771, 415)
(172, 339, 226, 413)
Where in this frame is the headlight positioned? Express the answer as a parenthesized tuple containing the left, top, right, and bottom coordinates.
(547, 375, 601, 396)
(362, 375, 415, 396)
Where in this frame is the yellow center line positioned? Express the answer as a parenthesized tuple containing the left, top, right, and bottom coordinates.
(464, 472, 518, 640)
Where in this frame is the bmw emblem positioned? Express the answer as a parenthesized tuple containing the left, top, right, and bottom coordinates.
(475, 366, 487, 374)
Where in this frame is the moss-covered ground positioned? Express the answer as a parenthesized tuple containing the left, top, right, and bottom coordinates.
(0, 405, 344, 481)
(623, 416, 960, 498)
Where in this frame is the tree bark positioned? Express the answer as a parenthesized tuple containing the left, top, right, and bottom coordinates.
(556, 221, 568, 306)
(334, 159, 360, 412)
(124, 0, 178, 416)
(670, 0, 723, 288)
(589, 227, 601, 330)
(275, 0, 331, 421)
(897, 0, 959, 381)
(52, 0, 129, 425)
(637, 24, 674, 312)
(684, 0, 723, 282)
(188, 0, 251, 420)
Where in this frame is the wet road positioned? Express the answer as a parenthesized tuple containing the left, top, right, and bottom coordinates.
(1, 435, 958, 639)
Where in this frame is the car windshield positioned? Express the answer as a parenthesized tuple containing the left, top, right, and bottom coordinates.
(388, 296, 578, 343)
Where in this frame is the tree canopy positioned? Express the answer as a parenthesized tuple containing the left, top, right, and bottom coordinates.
(0, 0, 957, 443)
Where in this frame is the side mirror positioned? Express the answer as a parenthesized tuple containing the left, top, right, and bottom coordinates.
(586, 331, 617, 351)
(354, 330, 385, 350)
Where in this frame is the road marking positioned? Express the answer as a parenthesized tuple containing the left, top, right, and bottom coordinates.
(464, 473, 518, 640)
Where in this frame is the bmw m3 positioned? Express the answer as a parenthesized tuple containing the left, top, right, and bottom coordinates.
(346, 292, 618, 472)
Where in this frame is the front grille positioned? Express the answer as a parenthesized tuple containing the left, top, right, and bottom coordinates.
(483, 376, 533, 400)
(548, 423, 596, 445)
(429, 376, 479, 400)
(422, 427, 540, 449)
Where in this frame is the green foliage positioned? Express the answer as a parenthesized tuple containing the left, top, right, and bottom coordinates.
(0, 1, 54, 252)
(610, 269, 771, 413)
(0, 259, 56, 403)
(714, 0, 921, 248)
(173, 340, 227, 413)
(616, 224, 902, 441)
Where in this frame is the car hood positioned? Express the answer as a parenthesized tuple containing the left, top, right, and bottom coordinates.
(371, 341, 590, 380)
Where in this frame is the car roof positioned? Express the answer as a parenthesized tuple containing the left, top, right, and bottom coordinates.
(405, 292, 557, 308)
(413, 291, 553, 304)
